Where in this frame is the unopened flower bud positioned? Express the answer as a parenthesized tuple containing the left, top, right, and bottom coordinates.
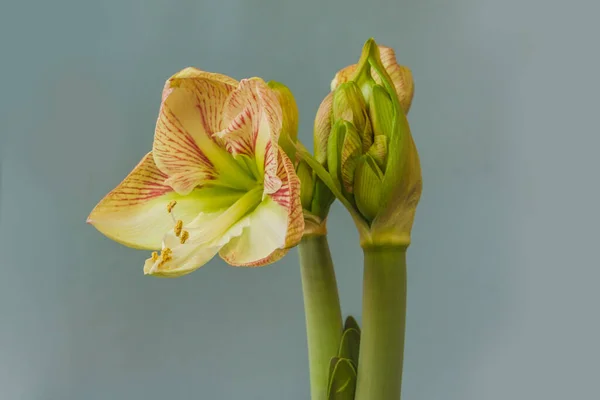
(313, 38, 422, 247)
(353, 154, 384, 222)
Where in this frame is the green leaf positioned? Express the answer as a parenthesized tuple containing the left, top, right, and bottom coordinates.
(338, 328, 361, 368)
(344, 316, 360, 332)
(327, 357, 357, 400)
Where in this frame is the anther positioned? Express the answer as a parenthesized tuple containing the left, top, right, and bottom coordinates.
(167, 200, 177, 213)
(157, 247, 173, 268)
(180, 230, 189, 244)
(174, 220, 183, 236)
(151, 251, 158, 261)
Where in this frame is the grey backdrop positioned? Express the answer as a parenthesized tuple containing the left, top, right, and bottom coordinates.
(1, 0, 599, 399)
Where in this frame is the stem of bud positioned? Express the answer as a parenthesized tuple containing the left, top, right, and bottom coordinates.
(355, 245, 408, 400)
(298, 235, 344, 400)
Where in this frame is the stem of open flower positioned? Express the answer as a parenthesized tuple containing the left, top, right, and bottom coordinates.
(298, 234, 343, 400)
(355, 245, 408, 400)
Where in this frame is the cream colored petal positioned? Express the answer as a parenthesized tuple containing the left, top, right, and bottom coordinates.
(216, 78, 283, 194)
(87, 153, 205, 250)
(218, 196, 288, 266)
(270, 148, 305, 248)
(162, 67, 238, 102)
(143, 204, 253, 277)
(154, 69, 253, 194)
(220, 149, 304, 266)
(143, 243, 221, 278)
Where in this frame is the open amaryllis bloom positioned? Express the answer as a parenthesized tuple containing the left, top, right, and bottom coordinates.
(87, 68, 304, 277)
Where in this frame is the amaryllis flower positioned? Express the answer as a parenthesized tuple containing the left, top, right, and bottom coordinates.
(88, 68, 304, 277)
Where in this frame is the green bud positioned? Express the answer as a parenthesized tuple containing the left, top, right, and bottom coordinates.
(268, 81, 299, 163)
(353, 154, 384, 222)
(360, 115, 374, 153)
(333, 82, 368, 133)
(327, 357, 357, 400)
(331, 82, 375, 154)
(326, 120, 346, 191)
(309, 39, 422, 246)
(296, 160, 314, 210)
(339, 127, 362, 194)
(368, 84, 395, 140)
(349, 41, 379, 105)
(327, 120, 362, 195)
(367, 134, 388, 171)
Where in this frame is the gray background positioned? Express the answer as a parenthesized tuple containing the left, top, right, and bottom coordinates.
(1, 0, 598, 399)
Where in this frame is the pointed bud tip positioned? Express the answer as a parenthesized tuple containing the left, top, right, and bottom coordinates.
(363, 37, 377, 52)
(359, 38, 382, 66)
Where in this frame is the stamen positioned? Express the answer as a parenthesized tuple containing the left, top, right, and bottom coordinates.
(156, 247, 173, 268)
(180, 230, 189, 244)
(174, 220, 183, 237)
(161, 248, 172, 260)
(167, 200, 177, 213)
(148, 248, 174, 274)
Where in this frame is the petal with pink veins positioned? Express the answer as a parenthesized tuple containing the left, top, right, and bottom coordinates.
(87, 152, 206, 250)
(216, 79, 283, 194)
(154, 68, 254, 194)
(219, 149, 304, 266)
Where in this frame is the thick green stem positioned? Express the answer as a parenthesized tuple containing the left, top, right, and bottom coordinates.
(298, 235, 344, 400)
(355, 246, 408, 400)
